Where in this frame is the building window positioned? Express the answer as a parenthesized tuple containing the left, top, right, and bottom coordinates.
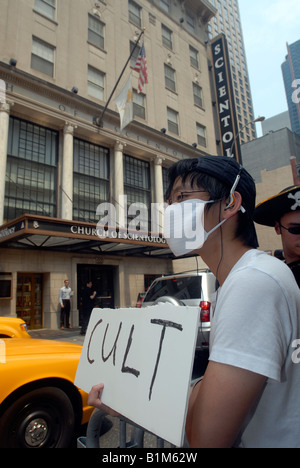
(162, 167, 169, 197)
(34, 0, 56, 21)
(130, 41, 140, 68)
(164, 64, 176, 92)
(5, 117, 58, 221)
(88, 14, 105, 49)
(129, 0, 142, 28)
(133, 90, 146, 120)
(73, 139, 110, 223)
(196, 123, 207, 147)
(160, 0, 170, 12)
(124, 155, 151, 230)
(88, 66, 105, 101)
(167, 107, 179, 135)
(162, 24, 173, 50)
(186, 10, 195, 33)
(189, 46, 199, 69)
(193, 83, 204, 108)
(31, 37, 55, 77)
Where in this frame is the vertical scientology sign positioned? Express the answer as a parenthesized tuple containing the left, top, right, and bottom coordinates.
(211, 34, 242, 163)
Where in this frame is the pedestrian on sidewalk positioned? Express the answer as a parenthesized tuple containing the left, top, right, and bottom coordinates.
(80, 281, 97, 335)
(59, 279, 73, 329)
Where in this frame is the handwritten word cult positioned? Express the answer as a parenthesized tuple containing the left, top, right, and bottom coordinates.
(87, 317, 183, 401)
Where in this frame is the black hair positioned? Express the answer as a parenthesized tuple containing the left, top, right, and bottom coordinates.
(165, 158, 258, 249)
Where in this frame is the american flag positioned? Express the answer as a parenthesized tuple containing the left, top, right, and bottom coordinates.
(134, 42, 148, 94)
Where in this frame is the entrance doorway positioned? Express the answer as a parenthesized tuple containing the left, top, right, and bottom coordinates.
(16, 273, 43, 329)
(77, 265, 116, 323)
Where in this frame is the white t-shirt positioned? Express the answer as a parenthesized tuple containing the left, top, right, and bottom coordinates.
(209, 249, 300, 448)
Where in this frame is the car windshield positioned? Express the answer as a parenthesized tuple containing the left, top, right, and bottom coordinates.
(145, 276, 202, 302)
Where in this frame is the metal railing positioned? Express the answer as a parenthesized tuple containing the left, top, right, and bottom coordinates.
(77, 408, 174, 448)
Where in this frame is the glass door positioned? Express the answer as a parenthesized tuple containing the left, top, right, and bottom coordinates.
(16, 273, 43, 329)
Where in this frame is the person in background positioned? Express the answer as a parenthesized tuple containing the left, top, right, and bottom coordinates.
(254, 185, 300, 287)
(59, 279, 73, 329)
(80, 281, 97, 336)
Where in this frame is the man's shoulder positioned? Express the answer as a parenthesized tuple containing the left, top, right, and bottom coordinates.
(228, 250, 299, 304)
(234, 249, 291, 277)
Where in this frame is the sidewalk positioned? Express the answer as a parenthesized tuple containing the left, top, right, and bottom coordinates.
(29, 327, 85, 344)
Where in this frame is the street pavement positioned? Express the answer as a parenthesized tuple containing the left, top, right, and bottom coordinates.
(29, 326, 85, 344)
(29, 327, 208, 448)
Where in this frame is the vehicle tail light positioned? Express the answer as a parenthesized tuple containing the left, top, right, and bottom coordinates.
(200, 301, 211, 323)
(20, 323, 28, 332)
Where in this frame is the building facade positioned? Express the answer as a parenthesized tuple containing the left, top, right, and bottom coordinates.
(207, 0, 257, 144)
(261, 111, 291, 136)
(282, 39, 300, 137)
(0, 0, 218, 329)
(242, 127, 300, 254)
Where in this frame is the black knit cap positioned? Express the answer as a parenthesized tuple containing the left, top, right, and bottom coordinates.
(195, 155, 257, 215)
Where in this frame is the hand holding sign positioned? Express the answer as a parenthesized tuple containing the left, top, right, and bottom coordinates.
(75, 305, 199, 446)
(88, 383, 120, 417)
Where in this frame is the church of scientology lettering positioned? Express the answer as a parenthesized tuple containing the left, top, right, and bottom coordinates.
(211, 34, 242, 163)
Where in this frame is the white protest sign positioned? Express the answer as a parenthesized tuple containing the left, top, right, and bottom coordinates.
(75, 305, 200, 447)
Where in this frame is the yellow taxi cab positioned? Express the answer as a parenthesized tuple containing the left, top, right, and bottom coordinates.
(0, 317, 31, 339)
(0, 337, 93, 448)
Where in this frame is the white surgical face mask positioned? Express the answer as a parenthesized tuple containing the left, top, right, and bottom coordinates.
(163, 199, 226, 257)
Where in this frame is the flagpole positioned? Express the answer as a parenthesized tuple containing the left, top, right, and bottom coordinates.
(94, 29, 145, 127)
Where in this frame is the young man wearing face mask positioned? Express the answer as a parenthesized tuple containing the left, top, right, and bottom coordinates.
(88, 155, 300, 448)
(163, 156, 300, 448)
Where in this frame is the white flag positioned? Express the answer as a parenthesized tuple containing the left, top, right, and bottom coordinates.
(115, 75, 133, 131)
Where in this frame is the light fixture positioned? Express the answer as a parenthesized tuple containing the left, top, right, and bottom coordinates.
(254, 116, 265, 123)
(230, 116, 266, 160)
(71, 87, 79, 94)
(9, 58, 17, 67)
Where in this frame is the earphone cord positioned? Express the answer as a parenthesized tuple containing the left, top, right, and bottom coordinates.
(213, 201, 224, 317)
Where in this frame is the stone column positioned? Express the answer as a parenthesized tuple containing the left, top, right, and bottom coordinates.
(154, 156, 164, 205)
(152, 156, 165, 234)
(0, 102, 12, 225)
(61, 122, 76, 220)
(114, 141, 126, 228)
